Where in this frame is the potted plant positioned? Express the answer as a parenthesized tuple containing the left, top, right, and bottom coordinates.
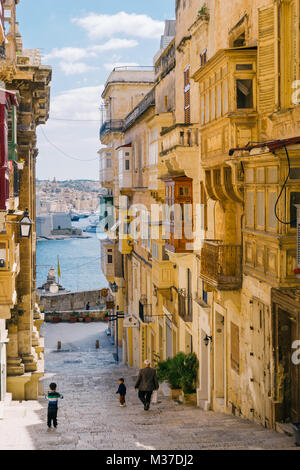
(70, 313, 78, 323)
(156, 353, 184, 400)
(181, 353, 199, 405)
(85, 315, 92, 323)
(104, 312, 109, 323)
(52, 312, 60, 323)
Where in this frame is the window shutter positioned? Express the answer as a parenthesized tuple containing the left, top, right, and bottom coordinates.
(291, 0, 299, 85)
(258, 6, 276, 113)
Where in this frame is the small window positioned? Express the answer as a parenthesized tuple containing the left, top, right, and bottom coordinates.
(200, 49, 207, 67)
(233, 32, 246, 47)
(106, 158, 112, 169)
(236, 79, 253, 109)
(290, 168, 300, 180)
(107, 254, 113, 264)
(125, 159, 130, 171)
(236, 64, 252, 71)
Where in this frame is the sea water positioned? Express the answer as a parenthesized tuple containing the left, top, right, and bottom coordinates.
(36, 219, 108, 293)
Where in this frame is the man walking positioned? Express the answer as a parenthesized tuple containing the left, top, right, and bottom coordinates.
(135, 359, 159, 411)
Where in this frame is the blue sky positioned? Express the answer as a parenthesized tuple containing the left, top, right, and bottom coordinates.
(17, 0, 174, 180)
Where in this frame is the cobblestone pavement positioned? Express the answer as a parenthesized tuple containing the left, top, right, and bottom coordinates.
(0, 323, 297, 450)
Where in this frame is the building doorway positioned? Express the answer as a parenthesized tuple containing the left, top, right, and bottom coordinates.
(199, 329, 210, 405)
(272, 289, 300, 423)
(215, 312, 225, 401)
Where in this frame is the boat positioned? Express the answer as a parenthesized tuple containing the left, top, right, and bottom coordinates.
(84, 224, 98, 233)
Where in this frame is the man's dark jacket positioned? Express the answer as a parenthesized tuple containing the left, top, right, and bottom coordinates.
(135, 367, 159, 391)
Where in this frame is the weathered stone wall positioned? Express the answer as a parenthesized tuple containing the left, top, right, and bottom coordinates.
(40, 289, 107, 313)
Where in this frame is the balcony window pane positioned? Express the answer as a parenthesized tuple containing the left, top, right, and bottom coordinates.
(211, 88, 216, 120)
(256, 191, 265, 228)
(245, 191, 254, 227)
(201, 96, 205, 124)
(236, 79, 253, 109)
(223, 80, 228, 113)
(217, 84, 222, 116)
(268, 191, 277, 230)
(205, 93, 210, 123)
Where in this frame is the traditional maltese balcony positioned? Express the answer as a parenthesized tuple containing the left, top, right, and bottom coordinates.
(200, 240, 242, 290)
(152, 241, 174, 290)
(0, 222, 20, 318)
(101, 239, 123, 283)
(99, 148, 114, 187)
(160, 124, 199, 177)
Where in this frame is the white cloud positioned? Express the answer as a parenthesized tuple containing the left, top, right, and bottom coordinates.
(36, 86, 104, 180)
(50, 85, 103, 120)
(43, 47, 94, 62)
(43, 38, 138, 63)
(59, 62, 100, 76)
(90, 38, 139, 53)
(103, 62, 140, 71)
(72, 11, 164, 40)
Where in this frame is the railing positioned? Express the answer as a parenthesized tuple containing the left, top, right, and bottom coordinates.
(160, 124, 199, 156)
(113, 66, 154, 72)
(123, 88, 155, 130)
(99, 120, 124, 139)
(139, 300, 153, 323)
(178, 291, 193, 322)
(200, 240, 242, 290)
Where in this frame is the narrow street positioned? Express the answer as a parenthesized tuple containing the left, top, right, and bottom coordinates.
(0, 323, 296, 451)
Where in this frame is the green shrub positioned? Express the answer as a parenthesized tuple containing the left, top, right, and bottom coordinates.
(155, 352, 198, 392)
(181, 352, 199, 394)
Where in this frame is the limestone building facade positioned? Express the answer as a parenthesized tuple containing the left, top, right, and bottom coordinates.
(0, 0, 51, 402)
(99, 1, 300, 429)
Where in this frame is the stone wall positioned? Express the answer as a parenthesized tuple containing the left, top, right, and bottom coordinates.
(39, 289, 108, 313)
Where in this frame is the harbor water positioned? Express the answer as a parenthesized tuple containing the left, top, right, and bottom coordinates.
(36, 218, 108, 293)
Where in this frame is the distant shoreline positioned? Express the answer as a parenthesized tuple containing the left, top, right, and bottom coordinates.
(37, 235, 92, 241)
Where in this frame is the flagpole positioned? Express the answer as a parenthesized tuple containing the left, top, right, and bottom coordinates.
(57, 255, 60, 284)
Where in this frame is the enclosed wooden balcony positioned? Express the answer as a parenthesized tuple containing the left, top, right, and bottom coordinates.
(200, 240, 242, 290)
(0, 232, 19, 318)
(152, 258, 174, 289)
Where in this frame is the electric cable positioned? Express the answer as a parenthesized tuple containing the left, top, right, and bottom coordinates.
(274, 143, 297, 225)
(40, 127, 99, 162)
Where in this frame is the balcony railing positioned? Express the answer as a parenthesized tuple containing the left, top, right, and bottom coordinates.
(139, 300, 153, 323)
(200, 240, 242, 290)
(100, 120, 124, 139)
(123, 88, 155, 131)
(160, 124, 199, 156)
(178, 291, 193, 322)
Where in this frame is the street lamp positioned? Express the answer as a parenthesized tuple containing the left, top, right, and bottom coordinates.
(110, 281, 118, 293)
(204, 335, 213, 347)
(20, 209, 33, 238)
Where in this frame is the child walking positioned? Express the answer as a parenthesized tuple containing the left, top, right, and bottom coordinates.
(45, 382, 64, 431)
(116, 378, 126, 407)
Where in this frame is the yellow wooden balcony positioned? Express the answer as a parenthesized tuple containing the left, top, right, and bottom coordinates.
(200, 240, 242, 290)
(0, 232, 19, 318)
(152, 258, 174, 289)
